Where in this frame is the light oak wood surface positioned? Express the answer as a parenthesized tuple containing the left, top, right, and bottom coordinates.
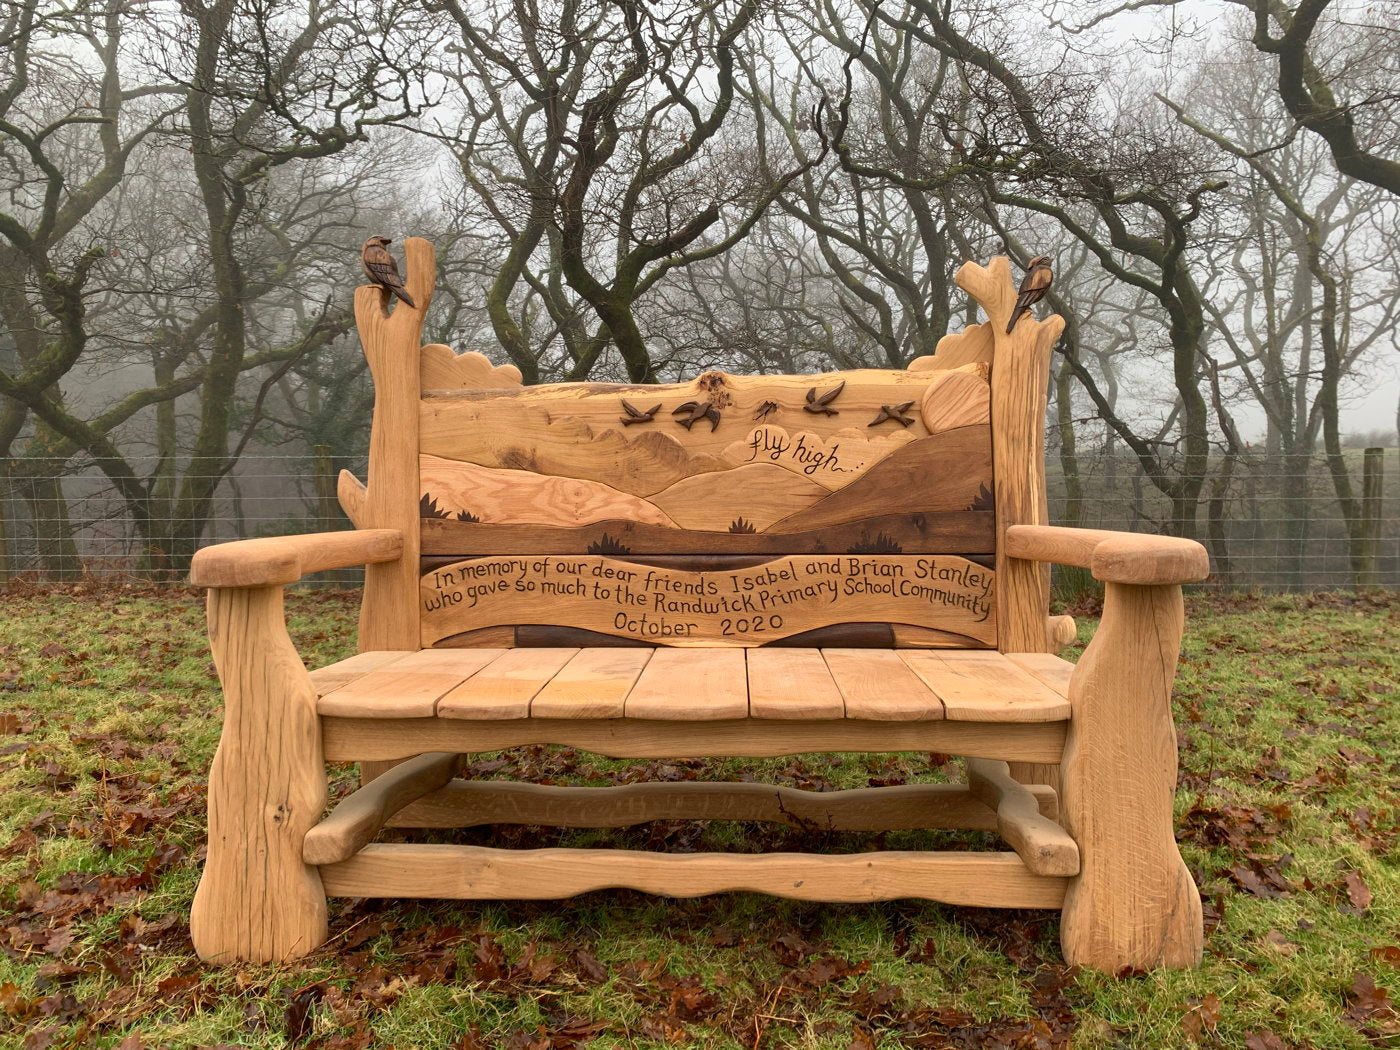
(649, 462, 829, 530)
(420, 344, 523, 390)
(1005, 524, 1210, 585)
(336, 471, 369, 529)
(919, 366, 991, 434)
(307, 650, 407, 696)
(1005, 652, 1074, 696)
(319, 844, 1068, 908)
(955, 257, 1063, 656)
(303, 751, 460, 865)
(190, 586, 327, 963)
(419, 369, 939, 478)
(899, 649, 1070, 722)
(357, 236, 434, 651)
(821, 648, 945, 720)
(745, 648, 846, 719)
(1058, 582, 1204, 969)
(190, 529, 402, 588)
(624, 647, 749, 720)
(320, 715, 1067, 763)
(319, 647, 506, 719)
(437, 647, 579, 719)
(908, 320, 995, 372)
(966, 758, 1079, 876)
(307, 647, 1068, 724)
(420, 454, 679, 528)
(529, 647, 654, 719)
(419, 509, 996, 557)
(385, 779, 1058, 832)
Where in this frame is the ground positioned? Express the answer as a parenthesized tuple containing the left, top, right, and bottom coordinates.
(0, 586, 1396, 1050)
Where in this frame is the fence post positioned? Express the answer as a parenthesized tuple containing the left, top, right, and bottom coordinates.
(1359, 447, 1383, 587)
(0, 469, 10, 582)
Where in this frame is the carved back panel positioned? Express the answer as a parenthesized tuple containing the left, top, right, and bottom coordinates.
(414, 352, 1005, 648)
(348, 245, 1059, 654)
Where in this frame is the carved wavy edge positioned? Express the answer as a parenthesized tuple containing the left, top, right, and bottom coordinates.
(420, 344, 524, 391)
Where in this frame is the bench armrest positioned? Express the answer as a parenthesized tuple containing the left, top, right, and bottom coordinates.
(189, 529, 404, 588)
(1005, 525, 1208, 586)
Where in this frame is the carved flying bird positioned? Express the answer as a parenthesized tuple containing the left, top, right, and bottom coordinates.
(1006, 254, 1052, 334)
(361, 236, 415, 307)
(803, 381, 845, 415)
(754, 399, 780, 421)
(619, 400, 660, 425)
(673, 400, 721, 431)
(868, 400, 916, 427)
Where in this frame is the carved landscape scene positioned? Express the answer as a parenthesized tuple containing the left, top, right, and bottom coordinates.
(418, 362, 995, 556)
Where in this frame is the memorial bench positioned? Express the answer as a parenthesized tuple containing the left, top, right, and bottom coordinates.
(187, 239, 1209, 971)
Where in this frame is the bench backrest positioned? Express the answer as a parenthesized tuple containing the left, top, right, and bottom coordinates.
(345, 240, 1063, 655)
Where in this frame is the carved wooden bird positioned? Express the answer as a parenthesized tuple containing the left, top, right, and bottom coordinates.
(361, 236, 415, 307)
(868, 401, 916, 427)
(754, 399, 780, 421)
(804, 381, 845, 415)
(1006, 255, 1052, 334)
(619, 400, 660, 425)
(673, 400, 721, 431)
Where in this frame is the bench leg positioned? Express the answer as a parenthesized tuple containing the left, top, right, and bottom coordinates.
(191, 586, 329, 963)
(1059, 582, 1202, 970)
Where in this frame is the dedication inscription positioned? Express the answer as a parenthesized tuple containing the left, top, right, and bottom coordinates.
(420, 554, 997, 647)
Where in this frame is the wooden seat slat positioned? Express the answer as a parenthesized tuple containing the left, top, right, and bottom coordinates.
(624, 647, 748, 720)
(308, 650, 409, 697)
(745, 648, 845, 719)
(436, 647, 579, 720)
(899, 650, 1070, 722)
(318, 648, 507, 718)
(1005, 652, 1075, 697)
(530, 648, 654, 719)
(821, 648, 945, 721)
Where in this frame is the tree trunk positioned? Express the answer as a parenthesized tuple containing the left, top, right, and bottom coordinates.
(1279, 449, 1311, 590)
(1205, 453, 1235, 588)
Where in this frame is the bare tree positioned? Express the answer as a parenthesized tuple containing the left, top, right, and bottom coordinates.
(433, 0, 825, 382)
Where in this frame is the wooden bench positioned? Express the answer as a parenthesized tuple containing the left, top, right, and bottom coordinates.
(187, 239, 1209, 971)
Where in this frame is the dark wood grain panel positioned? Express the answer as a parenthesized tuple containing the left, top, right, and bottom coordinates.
(766, 425, 991, 534)
(421, 510, 994, 557)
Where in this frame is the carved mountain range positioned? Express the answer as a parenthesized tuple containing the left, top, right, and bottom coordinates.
(649, 462, 829, 531)
(419, 454, 678, 528)
(765, 424, 992, 534)
(419, 404, 727, 496)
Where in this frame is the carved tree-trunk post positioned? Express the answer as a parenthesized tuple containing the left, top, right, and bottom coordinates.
(950, 257, 1065, 791)
(1058, 581, 1203, 970)
(356, 237, 434, 653)
(190, 585, 329, 963)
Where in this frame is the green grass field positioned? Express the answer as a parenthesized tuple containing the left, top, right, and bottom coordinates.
(0, 587, 1396, 1049)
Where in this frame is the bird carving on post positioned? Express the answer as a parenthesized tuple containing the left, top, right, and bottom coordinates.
(361, 236, 416, 307)
(1006, 255, 1052, 334)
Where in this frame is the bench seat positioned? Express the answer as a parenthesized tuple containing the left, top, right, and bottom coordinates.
(310, 646, 1073, 723)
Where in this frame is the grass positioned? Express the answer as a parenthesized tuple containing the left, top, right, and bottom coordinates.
(0, 585, 1397, 1049)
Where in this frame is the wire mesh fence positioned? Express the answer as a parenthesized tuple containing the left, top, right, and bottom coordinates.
(1, 450, 1396, 591)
